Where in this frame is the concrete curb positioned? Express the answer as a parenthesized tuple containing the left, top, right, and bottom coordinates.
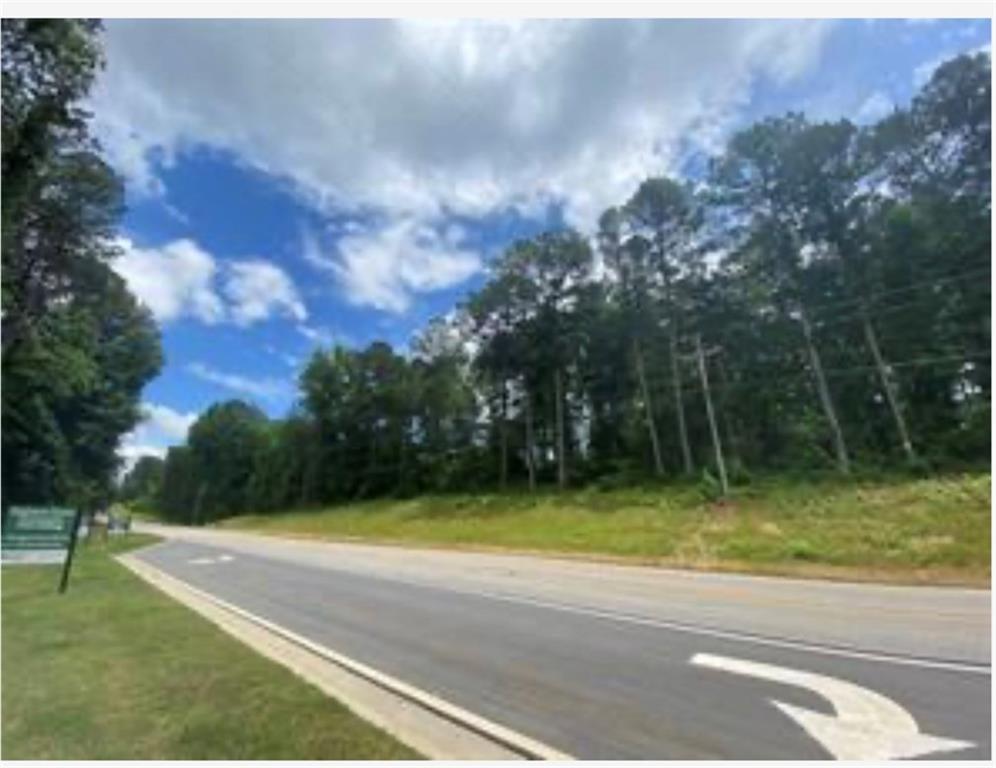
(117, 552, 572, 761)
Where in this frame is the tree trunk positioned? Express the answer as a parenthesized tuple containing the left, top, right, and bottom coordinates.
(799, 309, 851, 474)
(555, 367, 566, 489)
(634, 337, 664, 476)
(669, 326, 694, 474)
(861, 305, 916, 462)
(524, 389, 536, 491)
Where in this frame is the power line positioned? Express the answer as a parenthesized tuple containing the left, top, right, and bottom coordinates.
(681, 263, 991, 343)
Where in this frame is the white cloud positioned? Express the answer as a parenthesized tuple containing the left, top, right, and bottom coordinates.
(118, 402, 198, 472)
(297, 323, 332, 344)
(142, 402, 198, 441)
(113, 237, 306, 327)
(224, 260, 308, 326)
(855, 91, 894, 124)
(333, 218, 482, 313)
(114, 237, 224, 324)
(305, 223, 479, 315)
(301, 228, 335, 273)
(91, 19, 833, 233)
(188, 362, 291, 402)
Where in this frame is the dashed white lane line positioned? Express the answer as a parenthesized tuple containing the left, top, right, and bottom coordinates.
(189, 553, 235, 566)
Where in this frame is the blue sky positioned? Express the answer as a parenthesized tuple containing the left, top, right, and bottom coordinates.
(93, 18, 990, 465)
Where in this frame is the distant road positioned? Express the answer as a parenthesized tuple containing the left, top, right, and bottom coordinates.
(134, 523, 990, 759)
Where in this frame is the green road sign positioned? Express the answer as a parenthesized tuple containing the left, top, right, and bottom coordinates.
(2, 506, 79, 565)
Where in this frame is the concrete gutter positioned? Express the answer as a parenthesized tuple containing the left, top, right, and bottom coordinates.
(118, 552, 571, 761)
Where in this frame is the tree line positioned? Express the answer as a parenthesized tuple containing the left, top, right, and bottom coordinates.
(131, 52, 990, 524)
(3, 20, 162, 515)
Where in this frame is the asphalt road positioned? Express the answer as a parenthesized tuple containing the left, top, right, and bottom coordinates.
(133, 529, 990, 759)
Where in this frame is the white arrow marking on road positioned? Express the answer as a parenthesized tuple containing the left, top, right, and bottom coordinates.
(691, 652, 974, 760)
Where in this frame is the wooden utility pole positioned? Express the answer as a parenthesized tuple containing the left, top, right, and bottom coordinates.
(695, 335, 729, 497)
(860, 305, 916, 463)
(787, 229, 850, 475)
(499, 379, 509, 489)
(799, 309, 851, 475)
(524, 389, 536, 491)
(669, 326, 694, 474)
(634, 338, 664, 476)
(554, 368, 566, 489)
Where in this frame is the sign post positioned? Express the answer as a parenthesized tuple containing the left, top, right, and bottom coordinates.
(1, 506, 83, 592)
(58, 508, 84, 594)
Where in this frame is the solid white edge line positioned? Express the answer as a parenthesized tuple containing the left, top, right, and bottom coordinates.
(122, 553, 573, 761)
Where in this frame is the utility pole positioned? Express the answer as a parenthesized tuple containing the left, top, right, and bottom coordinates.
(499, 379, 509, 489)
(554, 367, 566, 489)
(634, 338, 665, 476)
(695, 335, 729, 497)
(669, 325, 694, 474)
(787, 229, 850, 475)
(860, 304, 916, 463)
(524, 389, 536, 491)
(799, 309, 851, 475)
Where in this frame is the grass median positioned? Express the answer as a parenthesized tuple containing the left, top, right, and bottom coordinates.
(221, 471, 991, 586)
(1, 534, 420, 760)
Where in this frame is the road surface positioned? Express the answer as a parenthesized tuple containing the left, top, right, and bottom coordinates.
(133, 524, 990, 759)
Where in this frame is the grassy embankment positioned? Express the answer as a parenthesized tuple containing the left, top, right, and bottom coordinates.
(1, 534, 420, 760)
(222, 472, 991, 586)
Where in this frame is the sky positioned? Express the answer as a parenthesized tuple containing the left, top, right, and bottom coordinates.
(97, 17, 992, 467)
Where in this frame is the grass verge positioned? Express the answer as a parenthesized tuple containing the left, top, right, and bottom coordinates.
(222, 472, 991, 586)
(1, 534, 420, 760)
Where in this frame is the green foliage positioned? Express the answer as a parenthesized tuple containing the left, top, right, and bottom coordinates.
(1, 536, 420, 759)
(146, 52, 990, 522)
(222, 473, 990, 584)
(1, 20, 162, 512)
(119, 455, 165, 506)
(697, 468, 724, 503)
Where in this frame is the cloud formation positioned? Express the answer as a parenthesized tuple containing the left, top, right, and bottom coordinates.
(187, 362, 292, 402)
(92, 20, 833, 310)
(113, 238, 306, 326)
(224, 260, 308, 326)
(330, 219, 481, 313)
(118, 402, 198, 470)
(114, 238, 224, 324)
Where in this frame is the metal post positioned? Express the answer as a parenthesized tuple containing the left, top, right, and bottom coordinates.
(58, 508, 84, 594)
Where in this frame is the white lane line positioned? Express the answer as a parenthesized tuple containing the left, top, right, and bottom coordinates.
(134, 556, 572, 761)
(418, 586, 990, 676)
(691, 653, 975, 760)
(165, 541, 989, 675)
(188, 553, 235, 566)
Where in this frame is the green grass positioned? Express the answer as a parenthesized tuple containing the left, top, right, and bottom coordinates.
(222, 472, 991, 586)
(1, 534, 420, 760)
